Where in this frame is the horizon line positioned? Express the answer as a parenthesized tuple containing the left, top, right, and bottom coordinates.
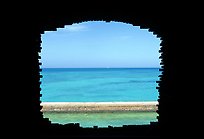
(41, 67, 161, 69)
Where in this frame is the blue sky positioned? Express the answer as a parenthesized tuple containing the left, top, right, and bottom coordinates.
(41, 21, 161, 68)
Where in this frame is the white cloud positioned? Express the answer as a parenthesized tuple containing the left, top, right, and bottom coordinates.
(61, 24, 88, 32)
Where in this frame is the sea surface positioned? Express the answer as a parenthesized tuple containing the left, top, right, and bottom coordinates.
(40, 68, 160, 127)
(40, 68, 160, 102)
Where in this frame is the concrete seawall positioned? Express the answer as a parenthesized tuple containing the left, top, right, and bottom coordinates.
(41, 102, 158, 112)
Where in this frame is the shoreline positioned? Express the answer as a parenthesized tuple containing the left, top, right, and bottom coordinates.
(41, 101, 158, 112)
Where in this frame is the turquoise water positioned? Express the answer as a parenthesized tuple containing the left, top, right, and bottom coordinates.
(40, 68, 160, 102)
(40, 68, 160, 126)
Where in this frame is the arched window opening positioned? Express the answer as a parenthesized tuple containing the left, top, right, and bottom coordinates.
(39, 21, 161, 128)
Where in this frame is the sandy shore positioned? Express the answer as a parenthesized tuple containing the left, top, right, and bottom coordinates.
(41, 101, 158, 112)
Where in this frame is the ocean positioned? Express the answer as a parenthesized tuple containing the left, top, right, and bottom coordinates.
(40, 68, 160, 127)
(40, 68, 160, 102)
